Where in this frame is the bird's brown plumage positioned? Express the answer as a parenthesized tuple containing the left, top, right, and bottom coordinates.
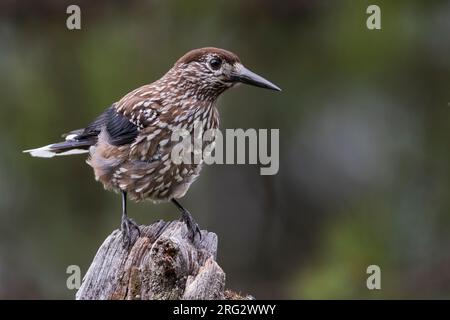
(175, 47, 240, 66)
(24, 47, 280, 245)
(88, 48, 225, 202)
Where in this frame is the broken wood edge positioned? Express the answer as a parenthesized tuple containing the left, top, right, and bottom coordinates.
(76, 219, 253, 300)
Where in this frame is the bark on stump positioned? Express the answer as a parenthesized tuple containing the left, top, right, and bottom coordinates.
(76, 220, 251, 300)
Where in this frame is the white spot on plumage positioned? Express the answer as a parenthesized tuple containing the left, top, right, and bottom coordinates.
(159, 138, 169, 146)
(136, 185, 148, 193)
(65, 134, 78, 141)
(159, 166, 170, 174)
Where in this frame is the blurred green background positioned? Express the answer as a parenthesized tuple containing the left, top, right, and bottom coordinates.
(0, 0, 449, 299)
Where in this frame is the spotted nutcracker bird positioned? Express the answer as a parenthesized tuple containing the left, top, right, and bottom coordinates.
(24, 47, 281, 247)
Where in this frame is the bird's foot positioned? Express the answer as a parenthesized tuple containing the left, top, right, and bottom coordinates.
(180, 210, 202, 242)
(120, 216, 141, 249)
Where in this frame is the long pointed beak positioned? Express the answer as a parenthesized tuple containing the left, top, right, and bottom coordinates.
(232, 64, 281, 91)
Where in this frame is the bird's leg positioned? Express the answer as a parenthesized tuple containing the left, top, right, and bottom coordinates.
(171, 199, 201, 241)
(120, 191, 141, 248)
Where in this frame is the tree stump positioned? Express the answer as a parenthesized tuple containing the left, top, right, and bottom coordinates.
(76, 220, 251, 300)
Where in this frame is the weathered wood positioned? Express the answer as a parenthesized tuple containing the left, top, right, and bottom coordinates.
(76, 220, 251, 300)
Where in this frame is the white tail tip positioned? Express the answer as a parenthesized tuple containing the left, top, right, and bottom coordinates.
(23, 145, 57, 158)
(23, 144, 88, 158)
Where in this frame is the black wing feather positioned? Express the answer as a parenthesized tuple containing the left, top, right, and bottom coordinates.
(68, 105, 139, 147)
(105, 108, 139, 146)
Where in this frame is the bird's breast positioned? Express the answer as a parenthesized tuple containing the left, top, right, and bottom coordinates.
(109, 103, 219, 202)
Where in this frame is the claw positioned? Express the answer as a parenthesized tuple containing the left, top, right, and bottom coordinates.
(121, 216, 140, 249)
(172, 199, 202, 243)
(181, 210, 202, 242)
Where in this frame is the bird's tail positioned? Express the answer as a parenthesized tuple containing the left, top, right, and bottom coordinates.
(23, 134, 95, 158)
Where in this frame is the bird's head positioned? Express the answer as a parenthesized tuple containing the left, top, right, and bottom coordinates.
(173, 47, 281, 96)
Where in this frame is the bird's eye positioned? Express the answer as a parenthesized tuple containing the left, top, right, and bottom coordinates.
(209, 58, 222, 70)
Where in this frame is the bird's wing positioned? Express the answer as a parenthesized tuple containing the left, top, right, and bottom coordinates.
(113, 94, 181, 159)
(63, 104, 140, 147)
(105, 106, 140, 146)
(115, 94, 162, 129)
